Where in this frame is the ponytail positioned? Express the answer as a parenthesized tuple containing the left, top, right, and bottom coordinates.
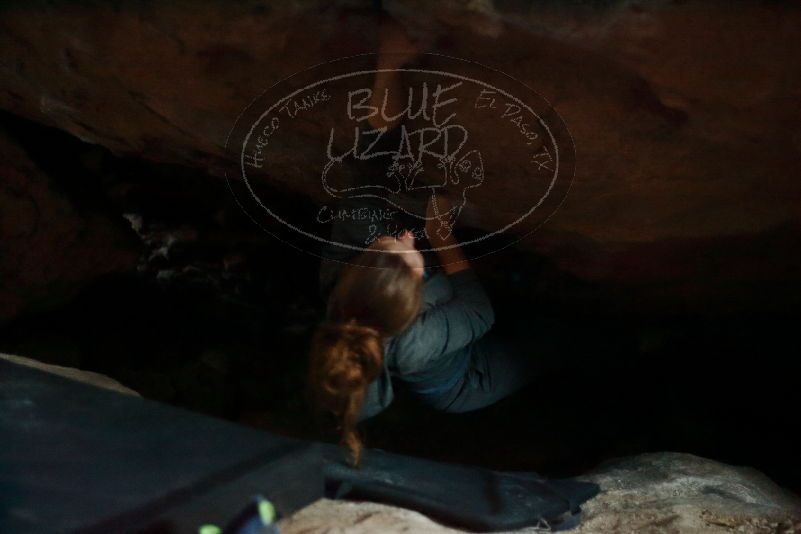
(307, 245, 423, 467)
(307, 318, 384, 467)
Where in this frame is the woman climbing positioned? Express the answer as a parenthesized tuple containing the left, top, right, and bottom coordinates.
(306, 13, 538, 467)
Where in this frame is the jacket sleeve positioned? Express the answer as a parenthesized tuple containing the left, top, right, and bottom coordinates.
(393, 269, 495, 374)
(356, 364, 394, 423)
(420, 271, 455, 311)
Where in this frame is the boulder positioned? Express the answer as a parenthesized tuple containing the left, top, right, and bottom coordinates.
(0, 0, 798, 313)
(0, 128, 138, 322)
(278, 452, 801, 533)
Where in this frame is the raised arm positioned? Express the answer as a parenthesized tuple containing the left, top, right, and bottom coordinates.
(367, 15, 421, 131)
(425, 193, 470, 274)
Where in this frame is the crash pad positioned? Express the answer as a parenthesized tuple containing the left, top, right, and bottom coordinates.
(1, 357, 599, 533)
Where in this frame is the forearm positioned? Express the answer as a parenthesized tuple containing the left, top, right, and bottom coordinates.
(432, 232, 470, 275)
(368, 14, 419, 131)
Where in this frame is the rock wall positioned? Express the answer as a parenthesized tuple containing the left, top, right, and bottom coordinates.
(1, 1, 799, 318)
(0, 127, 138, 321)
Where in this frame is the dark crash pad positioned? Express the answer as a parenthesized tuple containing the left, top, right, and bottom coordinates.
(0, 358, 599, 533)
(0, 358, 324, 534)
(323, 445, 599, 532)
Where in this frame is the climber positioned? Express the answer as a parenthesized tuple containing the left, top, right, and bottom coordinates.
(305, 13, 538, 468)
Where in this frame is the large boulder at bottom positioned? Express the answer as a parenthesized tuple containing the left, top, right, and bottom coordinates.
(277, 452, 801, 533)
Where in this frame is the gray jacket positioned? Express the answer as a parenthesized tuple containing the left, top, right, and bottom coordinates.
(316, 141, 495, 420)
(356, 268, 495, 421)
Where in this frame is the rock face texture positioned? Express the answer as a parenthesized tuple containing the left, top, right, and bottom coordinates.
(0, 129, 138, 321)
(1, 0, 800, 317)
(278, 453, 801, 533)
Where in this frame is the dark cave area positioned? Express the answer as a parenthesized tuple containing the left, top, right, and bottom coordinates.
(1, 108, 799, 499)
(4, 2, 801, 528)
